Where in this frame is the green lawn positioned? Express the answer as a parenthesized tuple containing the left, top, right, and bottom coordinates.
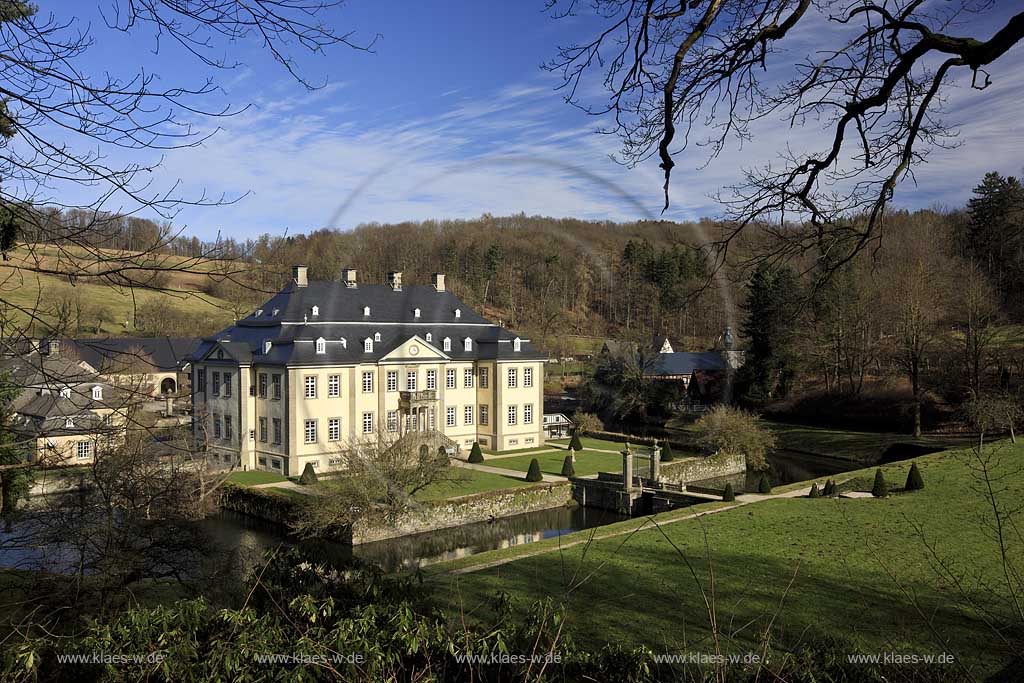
(548, 437, 638, 452)
(767, 423, 973, 462)
(482, 444, 554, 456)
(430, 443, 1023, 675)
(415, 469, 541, 501)
(491, 449, 628, 477)
(226, 471, 289, 486)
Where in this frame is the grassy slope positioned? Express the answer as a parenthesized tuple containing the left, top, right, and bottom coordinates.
(416, 469, 541, 501)
(431, 444, 1022, 675)
(767, 423, 975, 462)
(226, 471, 289, 485)
(491, 450, 625, 477)
(0, 244, 234, 334)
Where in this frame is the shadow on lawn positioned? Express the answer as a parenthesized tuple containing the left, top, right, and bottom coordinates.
(441, 544, 1013, 677)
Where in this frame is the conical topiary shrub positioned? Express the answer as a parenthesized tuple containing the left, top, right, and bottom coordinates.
(569, 433, 583, 452)
(871, 469, 889, 498)
(822, 479, 833, 496)
(525, 458, 544, 482)
(561, 455, 575, 477)
(468, 441, 484, 463)
(757, 475, 772, 494)
(905, 462, 924, 491)
(660, 442, 675, 462)
(299, 462, 319, 485)
(722, 482, 735, 501)
(808, 482, 820, 498)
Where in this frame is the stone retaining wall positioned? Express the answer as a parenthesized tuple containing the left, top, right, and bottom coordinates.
(659, 452, 746, 485)
(351, 483, 574, 544)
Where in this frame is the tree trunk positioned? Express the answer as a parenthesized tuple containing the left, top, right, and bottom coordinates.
(911, 361, 922, 438)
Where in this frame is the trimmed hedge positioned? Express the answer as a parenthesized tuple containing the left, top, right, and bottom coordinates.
(722, 482, 735, 502)
(808, 482, 820, 498)
(299, 462, 319, 485)
(561, 455, 576, 478)
(468, 442, 484, 463)
(871, 469, 889, 498)
(525, 458, 544, 482)
(905, 462, 924, 491)
(757, 475, 772, 494)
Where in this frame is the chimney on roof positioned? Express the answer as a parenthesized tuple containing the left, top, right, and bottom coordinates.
(341, 268, 357, 288)
(387, 271, 402, 291)
(292, 265, 308, 288)
(432, 273, 446, 292)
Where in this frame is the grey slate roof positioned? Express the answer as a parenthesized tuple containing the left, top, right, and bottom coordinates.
(189, 280, 545, 366)
(647, 352, 727, 377)
(62, 337, 201, 373)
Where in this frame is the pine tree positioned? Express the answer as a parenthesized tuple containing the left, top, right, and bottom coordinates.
(561, 455, 575, 477)
(736, 263, 801, 401)
(905, 462, 924, 491)
(871, 469, 889, 498)
(758, 475, 772, 494)
(660, 442, 674, 462)
(722, 482, 735, 501)
(299, 462, 318, 485)
(468, 442, 484, 463)
(525, 458, 543, 482)
(569, 433, 583, 451)
(808, 482, 820, 498)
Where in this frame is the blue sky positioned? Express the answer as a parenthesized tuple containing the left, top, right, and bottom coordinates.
(36, 1, 1024, 239)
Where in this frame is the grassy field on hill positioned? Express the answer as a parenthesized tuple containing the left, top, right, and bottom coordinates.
(0, 244, 235, 335)
(430, 441, 1023, 676)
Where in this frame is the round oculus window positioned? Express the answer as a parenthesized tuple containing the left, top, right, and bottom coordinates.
(409, 345, 420, 356)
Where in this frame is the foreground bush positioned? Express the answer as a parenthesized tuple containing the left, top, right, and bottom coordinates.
(905, 462, 924, 491)
(526, 458, 544, 482)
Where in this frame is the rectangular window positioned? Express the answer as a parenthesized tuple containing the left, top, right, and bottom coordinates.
(197, 368, 207, 393)
(508, 405, 517, 425)
(304, 375, 317, 398)
(271, 458, 282, 470)
(213, 414, 221, 439)
(272, 373, 282, 400)
(76, 441, 92, 459)
(328, 418, 341, 441)
(272, 418, 282, 444)
(446, 369, 456, 389)
(464, 368, 474, 388)
(212, 372, 221, 396)
(426, 369, 436, 390)
(464, 405, 473, 425)
(508, 368, 517, 388)
(480, 404, 489, 426)
(403, 371, 415, 392)
(362, 412, 374, 434)
(259, 417, 268, 442)
(387, 410, 398, 433)
(258, 373, 268, 398)
(446, 406, 456, 427)
(524, 403, 533, 424)
(223, 374, 232, 397)
(387, 370, 398, 392)
(328, 374, 341, 398)
(304, 419, 317, 443)
(362, 371, 373, 393)
(224, 415, 233, 441)
(479, 367, 489, 388)
(524, 367, 533, 388)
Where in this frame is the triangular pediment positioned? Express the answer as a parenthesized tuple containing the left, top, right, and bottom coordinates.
(379, 335, 449, 362)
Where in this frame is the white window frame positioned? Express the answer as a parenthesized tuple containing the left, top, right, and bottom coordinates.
(425, 332, 432, 342)
(446, 406, 456, 427)
(524, 403, 533, 424)
(362, 371, 373, 393)
(91, 386, 102, 400)
(76, 441, 92, 459)
(446, 369, 456, 389)
(508, 405, 517, 425)
(328, 418, 341, 442)
(362, 412, 374, 434)
(328, 374, 341, 397)
(315, 337, 326, 354)
(386, 370, 398, 392)
(464, 368, 474, 388)
(374, 331, 381, 342)
(524, 367, 533, 388)
(426, 369, 436, 390)
(386, 410, 398, 432)
(464, 405, 473, 425)
(513, 337, 521, 352)
(508, 368, 517, 388)
(463, 337, 472, 352)
(406, 371, 417, 392)
(480, 367, 489, 388)
(304, 419, 317, 443)
(480, 404, 488, 426)
(304, 375, 317, 398)
(443, 337, 451, 352)
(364, 338, 373, 353)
